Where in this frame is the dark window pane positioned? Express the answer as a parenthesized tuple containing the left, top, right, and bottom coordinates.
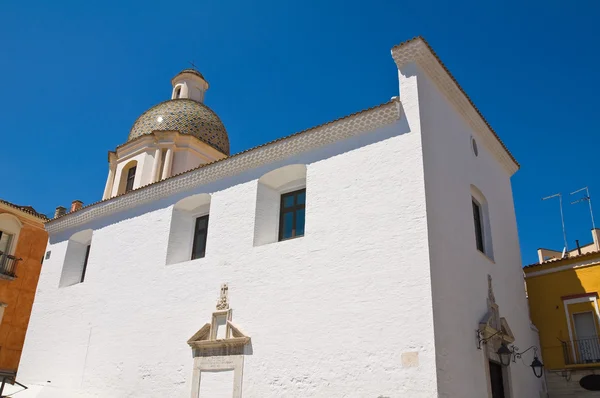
(472, 200, 484, 252)
(279, 189, 306, 241)
(192, 215, 209, 260)
(295, 208, 305, 236)
(282, 212, 294, 239)
(125, 166, 136, 193)
(283, 195, 295, 208)
(81, 244, 91, 283)
(196, 217, 208, 230)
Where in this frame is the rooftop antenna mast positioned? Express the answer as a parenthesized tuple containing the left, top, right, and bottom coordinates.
(570, 186, 596, 230)
(542, 193, 568, 255)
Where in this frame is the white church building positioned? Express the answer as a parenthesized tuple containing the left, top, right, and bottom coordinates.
(17, 37, 546, 397)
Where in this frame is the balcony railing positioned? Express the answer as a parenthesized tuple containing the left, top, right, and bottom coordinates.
(0, 251, 20, 278)
(562, 336, 600, 365)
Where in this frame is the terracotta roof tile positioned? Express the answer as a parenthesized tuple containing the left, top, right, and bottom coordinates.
(0, 199, 49, 221)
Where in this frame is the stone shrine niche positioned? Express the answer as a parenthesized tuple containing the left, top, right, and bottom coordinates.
(478, 275, 515, 370)
(187, 284, 251, 398)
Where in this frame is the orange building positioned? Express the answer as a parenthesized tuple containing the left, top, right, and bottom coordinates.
(0, 200, 47, 378)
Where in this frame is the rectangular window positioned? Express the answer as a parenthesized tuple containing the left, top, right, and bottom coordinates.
(191, 215, 209, 260)
(472, 199, 484, 253)
(80, 244, 91, 283)
(125, 167, 137, 193)
(279, 189, 306, 241)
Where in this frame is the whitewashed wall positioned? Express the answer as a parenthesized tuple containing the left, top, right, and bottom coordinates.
(410, 63, 545, 397)
(20, 116, 439, 397)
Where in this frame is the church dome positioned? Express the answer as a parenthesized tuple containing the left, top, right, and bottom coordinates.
(128, 99, 230, 155)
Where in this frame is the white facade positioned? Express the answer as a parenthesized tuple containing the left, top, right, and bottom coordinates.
(19, 38, 544, 397)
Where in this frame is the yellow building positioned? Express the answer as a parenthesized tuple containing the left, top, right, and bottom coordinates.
(525, 229, 600, 396)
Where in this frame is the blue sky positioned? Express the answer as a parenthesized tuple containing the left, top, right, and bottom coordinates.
(1, 0, 598, 265)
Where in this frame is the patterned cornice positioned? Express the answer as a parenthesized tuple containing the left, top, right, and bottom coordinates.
(46, 100, 400, 234)
(391, 37, 519, 175)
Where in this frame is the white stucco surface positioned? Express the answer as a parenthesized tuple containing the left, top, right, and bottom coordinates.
(412, 64, 545, 397)
(21, 117, 440, 397)
(20, 39, 542, 398)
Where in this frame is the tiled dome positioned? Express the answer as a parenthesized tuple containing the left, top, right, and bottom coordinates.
(128, 99, 229, 155)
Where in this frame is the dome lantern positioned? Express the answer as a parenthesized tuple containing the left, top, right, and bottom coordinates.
(171, 69, 209, 103)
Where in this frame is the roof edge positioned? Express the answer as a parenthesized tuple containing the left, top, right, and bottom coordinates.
(46, 98, 400, 233)
(0, 200, 48, 222)
(391, 36, 519, 175)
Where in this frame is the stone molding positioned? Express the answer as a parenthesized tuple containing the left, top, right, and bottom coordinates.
(391, 37, 519, 176)
(46, 100, 399, 234)
(187, 284, 250, 398)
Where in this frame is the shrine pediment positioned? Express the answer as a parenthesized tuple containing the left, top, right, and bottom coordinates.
(478, 275, 515, 344)
(187, 284, 251, 351)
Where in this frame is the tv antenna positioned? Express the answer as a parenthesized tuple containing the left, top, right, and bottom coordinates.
(542, 193, 568, 254)
(570, 186, 596, 230)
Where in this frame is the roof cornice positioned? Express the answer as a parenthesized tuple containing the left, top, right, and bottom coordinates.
(46, 99, 400, 234)
(391, 37, 519, 176)
(0, 201, 48, 223)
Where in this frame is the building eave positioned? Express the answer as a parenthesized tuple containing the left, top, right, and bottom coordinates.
(45, 98, 400, 234)
(0, 200, 48, 222)
(391, 37, 519, 176)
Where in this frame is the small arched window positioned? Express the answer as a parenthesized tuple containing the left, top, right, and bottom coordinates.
(118, 160, 138, 195)
(166, 194, 211, 265)
(254, 164, 307, 246)
(173, 85, 182, 99)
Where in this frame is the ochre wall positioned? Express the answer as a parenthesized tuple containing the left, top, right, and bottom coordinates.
(525, 259, 600, 370)
(0, 209, 47, 371)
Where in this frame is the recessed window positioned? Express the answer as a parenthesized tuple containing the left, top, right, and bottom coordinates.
(279, 189, 306, 241)
(471, 185, 494, 259)
(191, 215, 209, 260)
(472, 199, 484, 253)
(174, 85, 182, 99)
(117, 160, 138, 195)
(166, 193, 211, 265)
(0, 231, 14, 256)
(0, 214, 22, 278)
(60, 229, 93, 287)
(471, 137, 479, 157)
(254, 164, 307, 246)
(125, 166, 136, 193)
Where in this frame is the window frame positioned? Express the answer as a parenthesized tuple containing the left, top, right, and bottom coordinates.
(191, 214, 209, 260)
(472, 198, 485, 253)
(278, 188, 306, 241)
